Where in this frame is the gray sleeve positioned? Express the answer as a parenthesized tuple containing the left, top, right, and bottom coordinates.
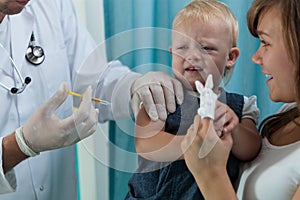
(242, 95, 260, 124)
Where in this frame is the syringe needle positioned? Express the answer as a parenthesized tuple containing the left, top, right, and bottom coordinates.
(68, 90, 111, 105)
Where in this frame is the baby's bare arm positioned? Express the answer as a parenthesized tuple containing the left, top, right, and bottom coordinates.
(135, 106, 184, 162)
(231, 118, 261, 161)
(135, 131, 185, 162)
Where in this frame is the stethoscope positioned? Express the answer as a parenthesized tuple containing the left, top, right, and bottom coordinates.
(0, 32, 45, 94)
(26, 32, 45, 65)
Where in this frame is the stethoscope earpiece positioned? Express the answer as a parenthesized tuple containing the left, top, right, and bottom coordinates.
(25, 32, 45, 65)
(10, 77, 31, 94)
(0, 32, 41, 94)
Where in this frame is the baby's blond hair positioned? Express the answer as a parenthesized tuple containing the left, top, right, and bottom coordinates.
(173, 0, 239, 47)
(172, 0, 239, 83)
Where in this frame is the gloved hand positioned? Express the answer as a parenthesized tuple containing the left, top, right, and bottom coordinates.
(131, 71, 184, 121)
(15, 82, 99, 156)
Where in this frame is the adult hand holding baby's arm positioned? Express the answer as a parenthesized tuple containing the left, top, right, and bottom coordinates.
(131, 72, 184, 121)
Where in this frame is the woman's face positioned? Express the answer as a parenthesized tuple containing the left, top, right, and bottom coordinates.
(252, 7, 296, 103)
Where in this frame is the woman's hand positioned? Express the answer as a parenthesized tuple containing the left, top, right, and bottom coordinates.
(181, 115, 237, 200)
(181, 115, 233, 178)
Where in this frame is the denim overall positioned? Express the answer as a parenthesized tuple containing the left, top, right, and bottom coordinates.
(126, 89, 244, 200)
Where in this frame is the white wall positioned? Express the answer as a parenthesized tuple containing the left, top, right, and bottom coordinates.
(73, 0, 109, 200)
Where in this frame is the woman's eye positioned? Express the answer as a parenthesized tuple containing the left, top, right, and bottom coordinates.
(261, 40, 270, 47)
(177, 45, 188, 50)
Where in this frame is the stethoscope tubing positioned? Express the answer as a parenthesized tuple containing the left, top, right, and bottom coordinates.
(0, 32, 44, 94)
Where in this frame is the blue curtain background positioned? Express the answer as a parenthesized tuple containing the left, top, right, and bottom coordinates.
(104, 1, 283, 199)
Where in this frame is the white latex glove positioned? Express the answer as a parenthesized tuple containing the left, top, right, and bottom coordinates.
(16, 82, 99, 155)
(131, 71, 184, 121)
(195, 74, 218, 120)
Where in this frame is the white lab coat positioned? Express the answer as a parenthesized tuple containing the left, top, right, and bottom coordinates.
(0, 0, 139, 199)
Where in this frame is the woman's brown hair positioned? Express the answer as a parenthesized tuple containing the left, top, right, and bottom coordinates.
(247, 0, 300, 137)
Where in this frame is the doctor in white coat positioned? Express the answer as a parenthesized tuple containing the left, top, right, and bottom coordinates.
(0, 0, 183, 199)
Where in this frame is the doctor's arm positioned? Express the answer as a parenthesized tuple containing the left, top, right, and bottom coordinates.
(77, 59, 184, 122)
(0, 134, 21, 193)
(84, 60, 185, 122)
(61, 0, 184, 123)
(2, 134, 28, 174)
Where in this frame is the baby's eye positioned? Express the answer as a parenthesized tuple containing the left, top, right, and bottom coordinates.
(198, 46, 211, 54)
(198, 44, 215, 53)
(205, 45, 217, 51)
(202, 46, 212, 51)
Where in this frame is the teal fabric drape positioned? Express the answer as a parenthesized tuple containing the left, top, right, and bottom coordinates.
(104, 1, 283, 199)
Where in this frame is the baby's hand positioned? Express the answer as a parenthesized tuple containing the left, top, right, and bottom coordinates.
(195, 74, 218, 120)
(214, 101, 238, 135)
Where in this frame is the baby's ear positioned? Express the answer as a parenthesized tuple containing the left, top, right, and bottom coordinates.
(205, 74, 213, 89)
(195, 80, 204, 93)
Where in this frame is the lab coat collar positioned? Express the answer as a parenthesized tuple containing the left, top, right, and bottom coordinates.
(9, 8, 33, 71)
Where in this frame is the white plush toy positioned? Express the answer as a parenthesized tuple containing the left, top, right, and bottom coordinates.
(195, 74, 218, 119)
(195, 74, 219, 158)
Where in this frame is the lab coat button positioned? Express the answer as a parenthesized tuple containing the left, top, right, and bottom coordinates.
(39, 185, 44, 191)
